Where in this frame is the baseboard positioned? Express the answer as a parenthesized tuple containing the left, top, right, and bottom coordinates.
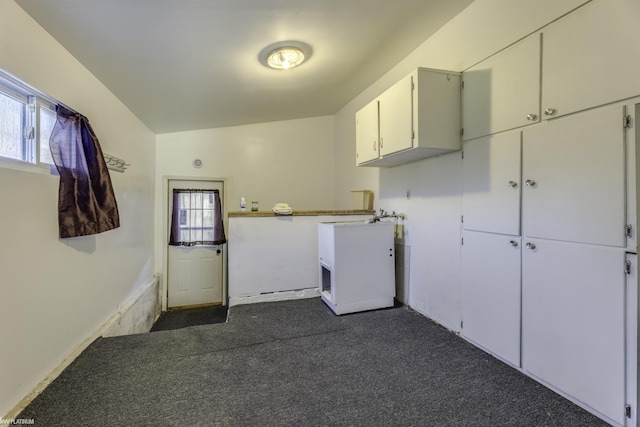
(228, 287, 320, 307)
(5, 275, 161, 420)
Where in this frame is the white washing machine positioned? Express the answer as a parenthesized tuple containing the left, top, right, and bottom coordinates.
(318, 220, 395, 315)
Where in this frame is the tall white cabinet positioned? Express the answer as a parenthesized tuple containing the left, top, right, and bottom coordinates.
(460, 1, 639, 424)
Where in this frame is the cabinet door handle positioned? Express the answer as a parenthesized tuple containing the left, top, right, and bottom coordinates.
(525, 179, 536, 187)
(509, 240, 519, 247)
(373, 141, 377, 151)
(525, 242, 536, 250)
(508, 181, 518, 188)
(544, 108, 556, 116)
(526, 113, 538, 121)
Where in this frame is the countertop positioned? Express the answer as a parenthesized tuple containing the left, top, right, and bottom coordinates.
(228, 209, 375, 217)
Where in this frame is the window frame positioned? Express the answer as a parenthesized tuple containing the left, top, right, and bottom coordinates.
(0, 68, 60, 174)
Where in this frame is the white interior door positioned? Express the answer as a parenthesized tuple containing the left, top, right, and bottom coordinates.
(168, 180, 224, 308)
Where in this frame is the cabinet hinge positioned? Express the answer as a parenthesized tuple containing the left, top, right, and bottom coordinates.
(626, 224, 633, 238)
(624, 114, 632, 129)
(626, 404, 632, 419)
(625, 260, 632, 275)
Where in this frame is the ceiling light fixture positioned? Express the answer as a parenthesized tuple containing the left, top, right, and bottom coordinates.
(259, 41, 312, 70)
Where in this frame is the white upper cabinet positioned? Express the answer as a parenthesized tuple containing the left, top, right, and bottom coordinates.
(542, 0, 640, 120)
(462, 130, 521, 235)
(355, 100, 379, 164)
(356, 68, 461, 167)
(462, 34, 541, 141)
(522, 104, 626, 247)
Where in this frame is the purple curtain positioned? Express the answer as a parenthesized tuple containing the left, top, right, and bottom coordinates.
(169, 189, 226, 246)
(49, 105, 120, 238)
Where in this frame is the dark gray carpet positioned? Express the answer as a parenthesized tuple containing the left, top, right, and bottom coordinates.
(18, 298, 607, 426)
(150, 305, 228, 332)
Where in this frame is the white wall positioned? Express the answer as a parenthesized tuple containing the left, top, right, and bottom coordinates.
(154, 116, 336, 285)
(0, 1, 156, 417)
(333, 0, 589, 330)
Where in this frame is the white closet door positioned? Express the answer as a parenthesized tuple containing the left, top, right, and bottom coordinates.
(522, 239, 625, 425)
(461, 231, 521, 367)
(522, 104, 625, 247)
(462, 130, 521, 235)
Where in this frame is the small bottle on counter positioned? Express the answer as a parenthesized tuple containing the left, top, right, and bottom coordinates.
(240, 197, 246, 211)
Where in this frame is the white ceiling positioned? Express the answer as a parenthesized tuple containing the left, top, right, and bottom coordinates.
(15, 0, 473, 134)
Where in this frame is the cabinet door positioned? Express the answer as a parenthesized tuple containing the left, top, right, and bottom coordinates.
(379, 73, 413, 156)
(462, 130, 521, 235)
(522, 239, 625, 426)
(461, 231, 521, 367)
(522, 104, 626, 247)
(542, 0, 640, 120)
(462, 34, 540, 141)
(355, 100, 379, 164)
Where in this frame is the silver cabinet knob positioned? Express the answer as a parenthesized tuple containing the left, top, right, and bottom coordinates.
(525, 179, 536, 187)
(510, 240, 519, 247)
(544, 108, 556, 116)
(508, 181, 518, 188)
(526, 114, 538, 121)
(526, 242, 536, 250)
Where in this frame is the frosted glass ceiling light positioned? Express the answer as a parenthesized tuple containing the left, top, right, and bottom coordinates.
(259, 41, 311, 70)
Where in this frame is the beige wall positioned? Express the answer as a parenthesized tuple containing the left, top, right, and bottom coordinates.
(0, 1, 156, 417)
(154, 115, 336, 295)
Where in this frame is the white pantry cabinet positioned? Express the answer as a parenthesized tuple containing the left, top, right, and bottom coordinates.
(522, 239, 626, 426)
(461, 231, 521, 367)
(356, 68, 461, 167)
(522, 104, 626, 247)
(462, 130, 521, 236)
(462, 33, 541, 141)
(541, 0, 640, 120)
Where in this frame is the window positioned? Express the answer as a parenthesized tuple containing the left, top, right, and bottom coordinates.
(0, 70, 57, 167)
(169, 189, 226, 246)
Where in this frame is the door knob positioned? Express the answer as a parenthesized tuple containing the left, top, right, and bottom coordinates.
(509, 240, 519, 247)
(526, 242, 536, 250)
(544, 108, 556, 116)
(526, 113, 538, 121)
(525, 179, 536, 187)
(508, 181, 518, 188)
